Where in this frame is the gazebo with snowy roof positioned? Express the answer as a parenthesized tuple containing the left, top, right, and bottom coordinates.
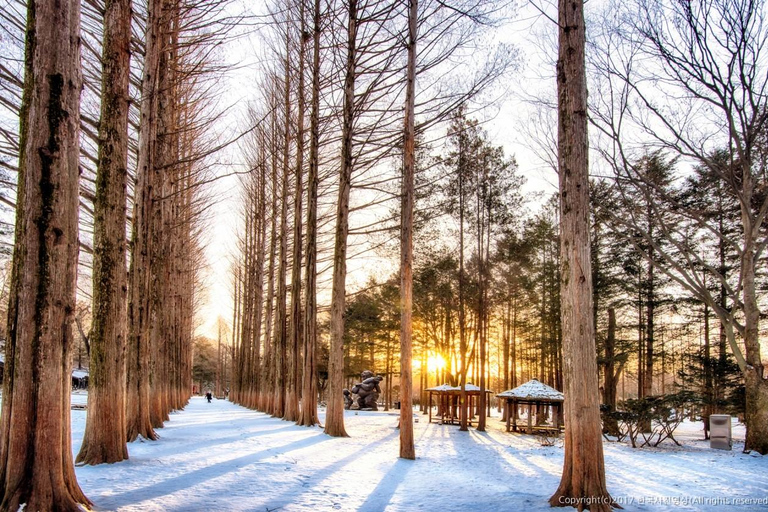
(426, 383, 493, 426)
(497, 379, 564, 434)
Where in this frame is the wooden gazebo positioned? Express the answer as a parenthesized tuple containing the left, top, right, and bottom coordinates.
(426, 383, 493, 425)
(497, 379, 564, 434)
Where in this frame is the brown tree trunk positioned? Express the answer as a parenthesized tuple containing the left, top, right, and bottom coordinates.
(126, 0, 162, 443)
(260, 120, 279, 413)
(273, 37, 291, 419)
(549, 0, 614, 506)
(297, 0, 322, 428)
(458, 126, 468, 432)
(232, 266, 241, 402)
(149, 0, 177, 428)
(251, 148, 267, 410)
(703, 303, 712, 438)
(644, 218, 654, 399)
(740, 237, 768, 454)
(602, 308, 620, 437)
(76, 0, 132, 466)
(399, 0, 417, 460)
(285, 0, 307, 423)
(0, 0, 91, 508)
(325, 0, 358, 439)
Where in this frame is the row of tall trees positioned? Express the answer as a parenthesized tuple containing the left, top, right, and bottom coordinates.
(0, 0, 227, 507)
(229, 0, 514, 458)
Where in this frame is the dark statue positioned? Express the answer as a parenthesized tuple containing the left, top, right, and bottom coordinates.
(343, 370, 383, 411)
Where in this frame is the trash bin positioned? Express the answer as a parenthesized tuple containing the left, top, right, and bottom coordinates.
(395, 401, 401, 410)
(710, 414, 732, 450)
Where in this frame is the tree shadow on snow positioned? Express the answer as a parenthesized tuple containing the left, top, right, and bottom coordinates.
(97, 433, 332, 509)
(357, 457, 414, 511)
(250, 429, 402, 511)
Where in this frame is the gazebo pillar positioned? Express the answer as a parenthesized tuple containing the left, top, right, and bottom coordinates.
(552, 404, 558, 430)
(526, 402, 533, 434)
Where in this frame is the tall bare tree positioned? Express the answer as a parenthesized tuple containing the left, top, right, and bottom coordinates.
(297, 0, 322, 428)
(126, 0, 163, 442)
(325, 0, 358, 438)
(549, 0, 613, 507)
(0, 0, 91, 509)
(399, 0, 418, 460)
(285, 0, 307, 422)
(76, 0, 132, 465)
(591, 0, 768, 454)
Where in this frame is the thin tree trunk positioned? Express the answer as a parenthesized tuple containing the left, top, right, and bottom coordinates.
(77, 0, 132, 466)
(273, 39, 291, 419)
(285, 0, 307, 423)
(399, 0, 417, 460)
(0, 0, 90, 508)
(325, 0, 358, 438)
(261, 120, 279, 413)
(298, 0, 322, 428)
(645, 218, 654, 399)
(602, 308, 620, 437)
(703, 303, 712, 438)
(458, 124, 468, 432)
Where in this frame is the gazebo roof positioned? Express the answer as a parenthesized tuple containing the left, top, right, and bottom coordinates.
(426, 383, 492, 393)
(497, 379, 564, 401)
(426, 384, 456, 392)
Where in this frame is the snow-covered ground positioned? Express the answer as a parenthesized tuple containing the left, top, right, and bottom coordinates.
(70, 396, 768, 511)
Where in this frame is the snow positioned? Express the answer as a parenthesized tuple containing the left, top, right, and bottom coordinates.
(425, 383, 488, 392)
(67, 396, 768, 511)
(72, 369, 89, 379)
(425, 384, 456, 392)
(497, 379, 565, 401)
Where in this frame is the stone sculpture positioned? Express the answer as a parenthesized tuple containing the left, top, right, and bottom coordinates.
(343, 370, 383, 411)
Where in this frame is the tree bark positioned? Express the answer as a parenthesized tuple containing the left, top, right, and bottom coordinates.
(602, 307, 620, 437)
(77, 0, 132, 466)
(740, 235, 768, 454)
(0, 0, 91, 508)
(298, 0, 322, 428)
(126, 0, 163, 442)
(273, 37, 291, 419)
(325, 0, 358, 438)
(549, 0, 614, 506)
(399, 0, 417, 460)
(285, 0, 307, 423)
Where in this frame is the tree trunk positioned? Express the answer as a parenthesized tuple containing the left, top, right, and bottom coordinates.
(0, 0, 91, 508)
(399, 0, 417, 460)
(76, 0, 132, 466)
(741, 240, 768, 454)
(251, 149, 267, 410)
(703, 303, 712, 438)
(458, 124, 468, 432)
(273, 38, 291, 419)
(644, 216, 654, 399)
(602, 308, 620, 437)
(549, 0, 613, 506)
(325, 0, 358, 438)
(285, 0, 307, 423)
(260, 123, 279, 413)
(126, 0, 162, 443)
(298, 0, 322, 428)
